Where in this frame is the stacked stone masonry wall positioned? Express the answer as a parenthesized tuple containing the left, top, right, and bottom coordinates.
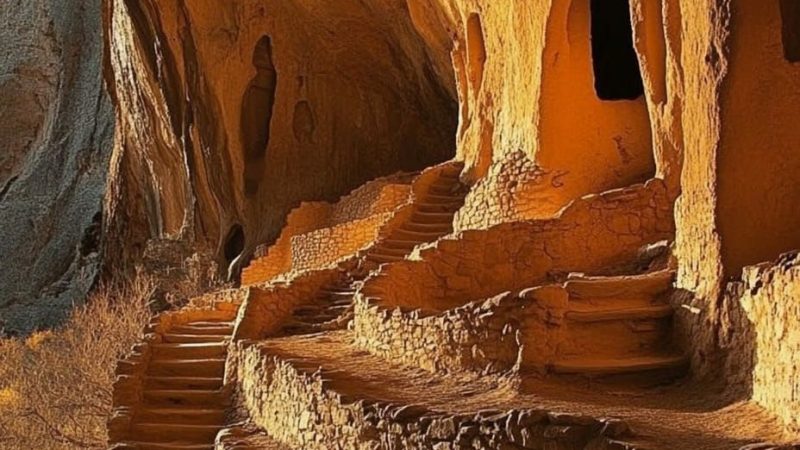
(362, 180, 673, 314)
(353, 292, 522, 375)
(233, 341, 632, 450)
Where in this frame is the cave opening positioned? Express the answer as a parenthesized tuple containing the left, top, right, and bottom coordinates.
(242, 36, 278, 196)
(781, 0, 800, 62)
(223, 224, 246, 264)
(589, 0, 645, 100)
(466, 14, 487, 94)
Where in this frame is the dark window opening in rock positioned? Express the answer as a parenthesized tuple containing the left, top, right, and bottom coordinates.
(781, 0, 800, 62)
(242, 36, 277, 196)
(223, 224, 245, 264)
(466, 14, 487, 93)
(590, 0, 645, 100)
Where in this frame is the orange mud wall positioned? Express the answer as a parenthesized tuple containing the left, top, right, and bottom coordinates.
(716, 0, 800, 277)
(407, 0, 676, 231)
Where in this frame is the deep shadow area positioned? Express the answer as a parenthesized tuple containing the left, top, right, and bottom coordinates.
(242, 36, 278, 197)
(781, 0, 800, 63)
(590, 0, 645, 100)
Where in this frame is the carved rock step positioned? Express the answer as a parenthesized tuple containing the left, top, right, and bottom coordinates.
(565, 304, 674, 323)
(369, 245, 408, 256)
(142, 389, 229, 408)
(403, 221, 452, 233)
(565, 269, 674, 301)
(113, 442, 214, 450)
(151, 343, 228, 360)
(423, 193, 464, 203)
(145, 376, 223, 390)
(148, 359, 226, 378)
(390, 228, 447, 241)
(410, 211, 456, 224)
(366, 253, 405, 264)
(136, 407, 226, 425)
(171, 324, 234, 336)
(381, 239, 423, 249)
(130, 423, 223, 443)
(163, 333, 230, 344)
(551, 354, 689, 377)
(415, 201, 462, 213)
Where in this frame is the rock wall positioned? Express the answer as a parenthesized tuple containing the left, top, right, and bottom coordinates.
(0, 0, 114, 333)
(103, 0, 458, 279)
(733, 253, 800, 434)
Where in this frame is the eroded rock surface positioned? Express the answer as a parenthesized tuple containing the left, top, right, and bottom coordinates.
(0, 0, 114, 333)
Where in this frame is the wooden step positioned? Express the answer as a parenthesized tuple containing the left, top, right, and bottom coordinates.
(130, 423, 222, 443)
(136, 407, 226, 425)
(162, 334, 230, 344)
(565, 304, 674, 323)
(145, 376, 223, 391)
(142, 389, 228, 408)
(148, 359, 226, 378)
(550, 354, 688, 376)
(151, 343, 227, 360)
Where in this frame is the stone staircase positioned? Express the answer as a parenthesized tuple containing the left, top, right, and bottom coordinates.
(538, 268, 688, 381)
(365, 163, 467, 265)
(113, 319, 234, 450)
(274, 164, 468, 337)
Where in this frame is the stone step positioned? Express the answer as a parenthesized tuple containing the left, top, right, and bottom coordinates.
(145, 376, 223, 391)
(171, 324, 234, 336)
(403, 221, 452, 233)
(381, 239, 422, 249)
(415, 202, 461, 213)
(423, 193, 464, 203)
(143, 389, 228, 408)
(366, 253, 405, 264)
(148, 359, 226, 378)
(113, 442, 214, 450)
(411, 211, 455, 224)
(389, 228, 445, 241)
(550, 354, 689, 377)
(565, 304, 674, 323)
(565, 269, 674, 301)
(151, 343, 227, 360)
(428, 183, 462, 195)
(370, 245, 409, 256)
(130, 423, 223, 443)
(136, 407, 226, 425)
(163, 334, 230, 344)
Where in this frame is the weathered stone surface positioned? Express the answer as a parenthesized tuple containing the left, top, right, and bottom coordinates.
(0, 0, 114, 333)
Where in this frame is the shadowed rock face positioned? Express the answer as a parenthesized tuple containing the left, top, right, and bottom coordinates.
(0, 0, 114, 334)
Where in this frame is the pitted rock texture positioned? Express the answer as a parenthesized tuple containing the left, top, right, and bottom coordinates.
(0, 0, 114, 334)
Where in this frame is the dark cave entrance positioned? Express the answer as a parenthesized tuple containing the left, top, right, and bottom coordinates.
(242, 36, 278, 197)
(223, 224, 245, 264)
(781, 0, 800, 63)
(589, 0, 645, 100)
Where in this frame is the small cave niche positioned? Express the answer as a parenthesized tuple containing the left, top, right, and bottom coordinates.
(241, 36, 278, 196)
(781, 0, 800, 62)
(466, 13, 487, 94)
(589, 0, 645, 100)
(223, 224, 246, 264)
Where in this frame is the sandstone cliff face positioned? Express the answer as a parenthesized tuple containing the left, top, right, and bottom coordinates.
(102, 0, 457, 278)
(0, 0, 114, 334)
